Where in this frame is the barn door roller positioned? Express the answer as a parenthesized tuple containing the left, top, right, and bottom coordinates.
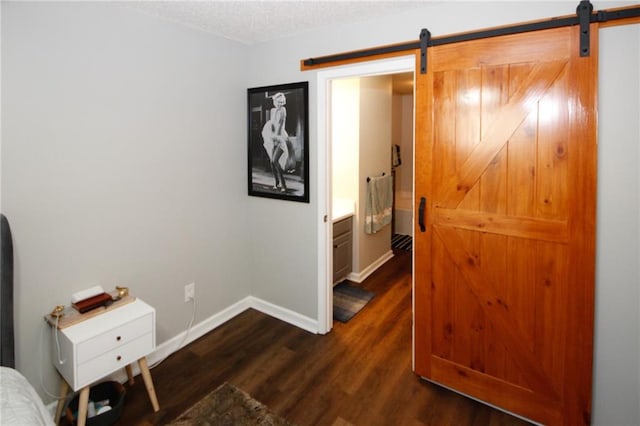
(419, 29, 430, 74)
(578, 0, 594, 57)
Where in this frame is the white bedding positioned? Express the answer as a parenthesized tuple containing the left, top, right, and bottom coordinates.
(0, 366, 55, 425)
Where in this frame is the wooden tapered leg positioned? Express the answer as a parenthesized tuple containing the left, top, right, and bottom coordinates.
(76, 386, 90, 426)
(54, 378, 69, 425)
(137, 357, 159, 412)
(125, 364, 135, 385)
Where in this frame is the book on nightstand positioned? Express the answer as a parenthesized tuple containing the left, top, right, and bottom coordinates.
(71, 292, 114, 313)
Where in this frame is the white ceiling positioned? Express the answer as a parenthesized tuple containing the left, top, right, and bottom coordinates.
(123, 0, 433, 45)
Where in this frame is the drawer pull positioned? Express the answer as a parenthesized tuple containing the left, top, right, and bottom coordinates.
(116, 336, 122, 341)
(117, 355, 122, 362)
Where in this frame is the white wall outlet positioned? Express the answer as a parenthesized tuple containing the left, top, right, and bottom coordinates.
(184, 282, 195, 302)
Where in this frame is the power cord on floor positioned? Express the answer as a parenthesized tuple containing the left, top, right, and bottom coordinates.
(149, 297, 197, 370)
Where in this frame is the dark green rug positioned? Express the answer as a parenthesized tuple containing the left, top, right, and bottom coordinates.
(169, 382, 294, 426)
(333, 282, 375, 323)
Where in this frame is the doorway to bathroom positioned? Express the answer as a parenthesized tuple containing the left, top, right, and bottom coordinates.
(316, 56, 415, 333)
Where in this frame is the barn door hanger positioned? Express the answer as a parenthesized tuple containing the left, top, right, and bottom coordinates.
(577, 0, 594, 57)
(420, 29, 431, 74)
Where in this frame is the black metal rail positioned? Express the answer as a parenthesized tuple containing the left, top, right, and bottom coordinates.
(302, 1, 640, 73)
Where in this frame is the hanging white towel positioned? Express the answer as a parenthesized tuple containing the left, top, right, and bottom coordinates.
(365, 174, 393, 234)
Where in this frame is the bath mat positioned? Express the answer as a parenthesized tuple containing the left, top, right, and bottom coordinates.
(392, 233, 412, 251)
(168, 382, 294, 425)
(333, 282, 375, 323)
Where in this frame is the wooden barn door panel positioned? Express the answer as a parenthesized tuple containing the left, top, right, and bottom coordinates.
(414, 26, 597, 425)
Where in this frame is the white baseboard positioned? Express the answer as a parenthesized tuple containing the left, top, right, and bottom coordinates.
(106, 296, 317, 383)
(346, 250, 394, 283)
(45, 296, 317, 416)
(247, 296, 319, 334)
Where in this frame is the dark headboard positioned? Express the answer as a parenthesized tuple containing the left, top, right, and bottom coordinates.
(1, 213, 15, 368)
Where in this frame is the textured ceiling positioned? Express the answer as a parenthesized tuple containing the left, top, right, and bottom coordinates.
(124, 1, 431, 45)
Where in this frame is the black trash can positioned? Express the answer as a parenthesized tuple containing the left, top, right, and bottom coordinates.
(65, 381, 126, 426)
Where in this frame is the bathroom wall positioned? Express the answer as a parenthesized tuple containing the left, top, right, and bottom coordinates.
(331, 75, 394, 281)
(356, 75, 393, 275)
(331, 78, 361, 272)
(331, 78, 360, 205)
(391, 91, 414, 236)
(392, 92, 414, 195)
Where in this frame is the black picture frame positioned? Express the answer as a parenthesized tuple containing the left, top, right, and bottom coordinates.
(248, 81, 309, 203)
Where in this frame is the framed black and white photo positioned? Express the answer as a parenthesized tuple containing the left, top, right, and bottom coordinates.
(248, 81, 309, 203)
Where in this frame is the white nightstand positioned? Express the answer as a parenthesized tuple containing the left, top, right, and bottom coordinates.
(52, 299, 159, 426)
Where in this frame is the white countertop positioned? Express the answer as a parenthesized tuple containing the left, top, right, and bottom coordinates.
(333, 199, 355, 223)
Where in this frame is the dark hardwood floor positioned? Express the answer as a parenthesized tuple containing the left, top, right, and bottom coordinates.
(114, 248, 530, 425)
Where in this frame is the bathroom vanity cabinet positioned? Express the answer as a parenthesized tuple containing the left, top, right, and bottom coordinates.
(333, 216, 353, 284)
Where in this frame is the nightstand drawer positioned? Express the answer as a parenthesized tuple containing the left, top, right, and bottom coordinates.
(76, 332, 154, 389)
(76, 313, 153, 363)
(55, 299, 156, 391)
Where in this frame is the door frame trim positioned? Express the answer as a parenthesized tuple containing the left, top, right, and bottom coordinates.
(316, 55, 416, 334)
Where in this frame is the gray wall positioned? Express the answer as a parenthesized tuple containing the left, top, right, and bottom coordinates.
(2, 1, 639, 423)
(245, 0, 636, 319)
(245, 1, 640, 424)
(593, 24, 640, 426)
(2, 1, 251, 399)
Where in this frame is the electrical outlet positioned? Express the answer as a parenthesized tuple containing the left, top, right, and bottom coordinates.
(184, 282, 195, 302)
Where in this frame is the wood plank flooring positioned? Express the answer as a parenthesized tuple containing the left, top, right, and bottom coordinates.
(113, 249, 530, 425)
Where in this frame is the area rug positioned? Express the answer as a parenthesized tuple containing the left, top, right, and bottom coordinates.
(333, 282, 375, 323)
(168, 382, 294, 426)
(392, 233, 412, 251)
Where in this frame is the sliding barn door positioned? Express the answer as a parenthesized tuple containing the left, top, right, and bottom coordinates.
(414, 26, 597, 425)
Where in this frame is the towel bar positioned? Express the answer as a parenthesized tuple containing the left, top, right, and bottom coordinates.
(366, 172, 385, 183)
